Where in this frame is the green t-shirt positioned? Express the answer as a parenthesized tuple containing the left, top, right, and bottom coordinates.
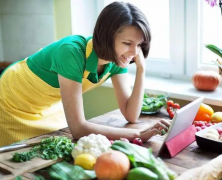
(27, 35, 128, 88)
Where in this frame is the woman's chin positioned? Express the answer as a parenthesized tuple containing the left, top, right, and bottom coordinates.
(119, 63, 129, 68)
(118, 60, 130, 68)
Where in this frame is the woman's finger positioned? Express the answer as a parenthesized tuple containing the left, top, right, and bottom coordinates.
(151, 128, 167, 136)
(153, 122, 168, 132)
(160, 119, 171, 128)
(151, 128, 161, 136)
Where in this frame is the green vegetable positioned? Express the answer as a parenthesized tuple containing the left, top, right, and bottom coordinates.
(111, 141, 177, 180)
(15, 176, 45, 180)
(47, 161, 96, 180)
(12, 136, 74, 162)
(161, 129, 166, 135)
(205, 44, 222, 58)
(127, 167, 158, 180)
(144, 94, 149, 98)
(12, 151, 36, 162)
(142, 94, 166, 113)
(15, 176, 23, 180)
(156, 157, 178, 180)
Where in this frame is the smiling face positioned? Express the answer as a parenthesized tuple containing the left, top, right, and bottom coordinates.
(114, 26, 144, 68)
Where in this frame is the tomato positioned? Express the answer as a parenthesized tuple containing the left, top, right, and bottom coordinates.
(169, 111, 174, 119)
(205, 122, 212, 127)
(167, 100, 174, 107)
(201, 125, 207, 129)
(216, 128, 222, 134)
(132, 138, 143, 146)
(195, 121, 205, 127)
(195, 127, 202, 131)
(167, 107, 171, 113)
(172, 103, 180, 109)
(194, 112, 211, 122)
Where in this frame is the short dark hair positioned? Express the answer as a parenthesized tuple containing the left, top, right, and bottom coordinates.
(93, 1, 151, 65)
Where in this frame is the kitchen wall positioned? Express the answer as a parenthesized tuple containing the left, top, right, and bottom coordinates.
(0, 16, 3, 61)
(83, 86, 222, 120)
(0, 0, 55, 62)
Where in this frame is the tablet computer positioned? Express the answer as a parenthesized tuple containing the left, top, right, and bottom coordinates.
(162, 96, 204, 144)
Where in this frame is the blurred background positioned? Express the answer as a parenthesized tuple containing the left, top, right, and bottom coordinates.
(0, 0, 221, 119)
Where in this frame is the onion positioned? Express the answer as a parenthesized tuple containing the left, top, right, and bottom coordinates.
(94, 150, 130, 180)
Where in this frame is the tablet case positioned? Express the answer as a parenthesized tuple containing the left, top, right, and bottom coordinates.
(160, 125, 197, 157)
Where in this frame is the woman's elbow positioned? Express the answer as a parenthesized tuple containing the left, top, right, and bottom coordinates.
(70, 122, 87, 140)
(125, 116, 138, 124)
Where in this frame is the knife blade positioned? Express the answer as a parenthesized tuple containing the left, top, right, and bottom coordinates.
(0, 141, 41, 153)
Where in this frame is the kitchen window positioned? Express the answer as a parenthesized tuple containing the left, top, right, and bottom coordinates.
(70, 0, 222, 105)
(71, 0, 221, 78)
(101, 0, 221, 77)
(100, 0, 185, 77)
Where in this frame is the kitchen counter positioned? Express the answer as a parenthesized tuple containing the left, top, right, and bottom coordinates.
(0, 109, 220, 179)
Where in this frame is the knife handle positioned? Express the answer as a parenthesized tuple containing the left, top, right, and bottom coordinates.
(0, 143, 29, 153)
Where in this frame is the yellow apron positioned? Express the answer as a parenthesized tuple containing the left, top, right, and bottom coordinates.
(0, 39, 110, 146)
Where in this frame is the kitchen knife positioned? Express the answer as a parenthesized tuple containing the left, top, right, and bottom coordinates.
(0, 141, 41, 153)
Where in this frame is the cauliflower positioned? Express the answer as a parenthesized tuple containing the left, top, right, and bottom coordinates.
(72, 134, 111, 159)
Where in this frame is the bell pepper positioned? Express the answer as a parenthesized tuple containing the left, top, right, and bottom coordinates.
(194, 103, 214, 122)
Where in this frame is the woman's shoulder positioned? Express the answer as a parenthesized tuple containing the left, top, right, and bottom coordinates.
(59, 35, 92, 50)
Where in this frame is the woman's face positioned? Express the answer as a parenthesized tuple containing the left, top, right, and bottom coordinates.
(114, 25, 144, 68)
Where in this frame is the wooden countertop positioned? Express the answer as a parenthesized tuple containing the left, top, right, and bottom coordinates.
(0, 109, 220, 179)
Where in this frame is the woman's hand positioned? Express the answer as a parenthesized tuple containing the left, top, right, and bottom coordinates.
(139, 119, 171, 142)
(133, 49, 146, 71)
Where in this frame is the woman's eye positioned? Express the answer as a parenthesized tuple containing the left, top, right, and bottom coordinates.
(123, 42, 131, 45)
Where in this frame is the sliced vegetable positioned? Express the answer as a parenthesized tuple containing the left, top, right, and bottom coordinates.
(12, 136, 74, 162)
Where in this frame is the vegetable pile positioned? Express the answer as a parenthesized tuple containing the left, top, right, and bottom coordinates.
(193, 103, 222, 132)
(110, 141, 178, 180)
(12, 136, 74, 162)
(71, 135, 177, 180)
(193, 121, 217, 131)
(141, 94, 167, 113)
(12, 134, 178, 180)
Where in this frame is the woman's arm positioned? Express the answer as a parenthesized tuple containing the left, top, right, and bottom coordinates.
(111, 50, 145, 123)
(58, 74, 141, 141)
(58, 74, 169, 142)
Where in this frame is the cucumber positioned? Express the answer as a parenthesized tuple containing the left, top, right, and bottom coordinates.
(127, 167, 158, 180)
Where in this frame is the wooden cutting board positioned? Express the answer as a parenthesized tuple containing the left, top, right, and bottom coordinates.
(0, 130, 73, 180)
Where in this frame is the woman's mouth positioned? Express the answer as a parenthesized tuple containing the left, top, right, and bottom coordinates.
(121, 55, 133, 63)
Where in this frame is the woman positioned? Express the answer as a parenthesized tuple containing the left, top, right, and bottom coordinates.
(0, 1, 170, 147)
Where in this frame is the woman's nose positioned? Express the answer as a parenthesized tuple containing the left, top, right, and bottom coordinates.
(130, 46, 140, 56)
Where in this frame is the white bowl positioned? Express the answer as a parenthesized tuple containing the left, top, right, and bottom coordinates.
(195, 122, 222, 153)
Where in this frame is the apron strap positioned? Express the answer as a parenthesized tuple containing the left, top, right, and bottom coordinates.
(83, 39, 93, 79)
